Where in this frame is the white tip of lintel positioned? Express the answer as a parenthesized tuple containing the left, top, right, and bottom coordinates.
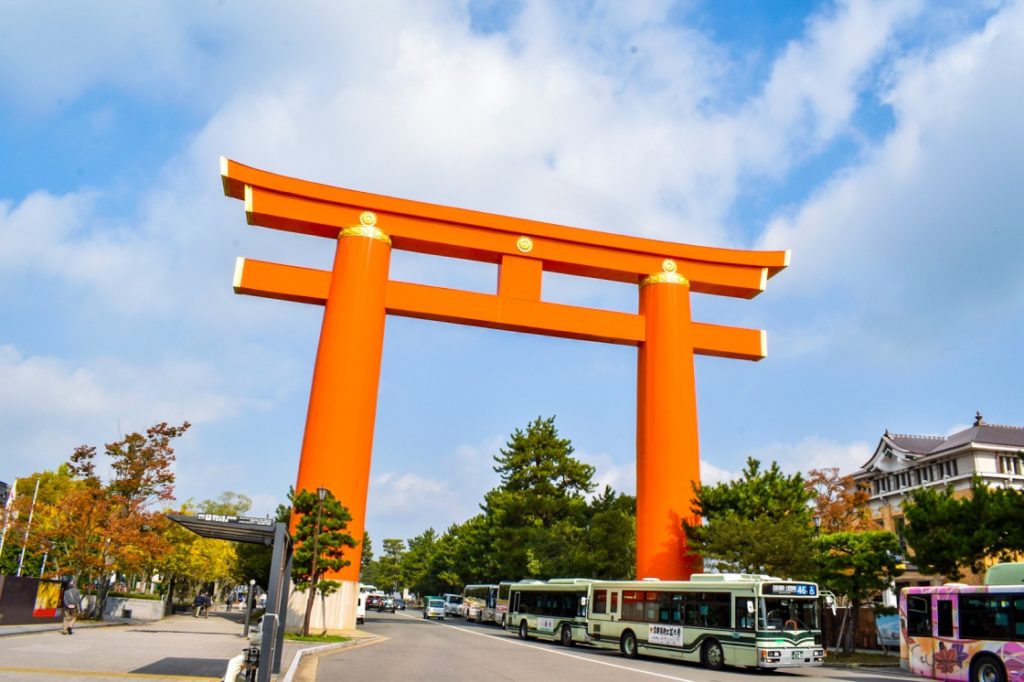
(233, 257, 246, 292)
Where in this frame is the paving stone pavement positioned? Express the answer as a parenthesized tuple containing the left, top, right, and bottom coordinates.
(0, 609, 329, 681)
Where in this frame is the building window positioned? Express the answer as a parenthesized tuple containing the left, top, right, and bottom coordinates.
(999, 456, 1022, 475)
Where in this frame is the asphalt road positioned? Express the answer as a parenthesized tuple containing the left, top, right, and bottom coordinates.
(316, 610, 920, 682)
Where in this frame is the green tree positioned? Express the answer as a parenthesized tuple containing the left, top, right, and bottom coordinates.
(199, 492, 253, 517)
(360, 531, 373, 576)
(291, 488, 357, 636)
(583, 487, 636, 579)
(814, 531, 904, 654)
(377, 538, 406, 595)
(482, 416, 595, 579)
(683, 457, 815, 577)
(903, 477, 1024, 580)
(427, 517, 491, 591)
(403, 529, 441, 597)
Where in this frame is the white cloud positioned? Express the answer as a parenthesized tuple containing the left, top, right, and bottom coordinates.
(760, 1, 1024, 362)
(0, 345, 252, 477)
(739, 435, 874, 477)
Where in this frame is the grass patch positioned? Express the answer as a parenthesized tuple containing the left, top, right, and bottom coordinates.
(283, 633, 350, 644)
(825, 650, 900, 666)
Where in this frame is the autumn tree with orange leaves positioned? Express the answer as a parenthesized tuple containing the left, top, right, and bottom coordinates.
(14, 422, 189, 619)
(805, 467, 872, 533)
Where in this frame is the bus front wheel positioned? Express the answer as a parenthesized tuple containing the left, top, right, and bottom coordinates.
(560, 624, 574, 647)
(702, 639, 725, 670)
(971, 655, 1007, 682)
(620, 630, 638, 658)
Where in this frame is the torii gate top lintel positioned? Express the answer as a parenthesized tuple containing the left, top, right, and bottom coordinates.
(221, 157, 788, 298)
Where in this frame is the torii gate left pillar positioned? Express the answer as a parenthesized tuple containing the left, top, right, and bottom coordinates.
(294, 215, 391, 592)
(221, 158, 788, 631)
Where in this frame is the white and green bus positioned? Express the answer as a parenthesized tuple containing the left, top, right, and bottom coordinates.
(585, 574, 826, 671)
(461, 584, 498, 623)
(506, 579, 592, 645)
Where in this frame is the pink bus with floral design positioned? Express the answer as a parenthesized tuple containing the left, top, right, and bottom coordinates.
(900, 582, 1024, 682)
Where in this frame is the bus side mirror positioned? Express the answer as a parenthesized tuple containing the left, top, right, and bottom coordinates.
(580, 597, 588, 607)
(746, 602, 754, 614)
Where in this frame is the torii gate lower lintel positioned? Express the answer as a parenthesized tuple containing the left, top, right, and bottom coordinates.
(222, 157, 788, 592)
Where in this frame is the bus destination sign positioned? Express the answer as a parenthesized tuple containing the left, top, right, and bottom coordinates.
(764, 583, 817, 597)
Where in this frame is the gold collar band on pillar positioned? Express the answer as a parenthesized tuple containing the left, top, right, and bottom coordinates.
(639, 259, 689, 288)
(340, 211, 392, 245)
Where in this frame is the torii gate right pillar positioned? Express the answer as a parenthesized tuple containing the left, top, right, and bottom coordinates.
(637, 269, 703, 580)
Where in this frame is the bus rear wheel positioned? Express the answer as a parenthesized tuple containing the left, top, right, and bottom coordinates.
(519, 620, 529, 640)
(971, 655, 1007, 682)
(702, 639, 725, 670)
(560, 624, 574, 647)
(620, 631, 638, 658)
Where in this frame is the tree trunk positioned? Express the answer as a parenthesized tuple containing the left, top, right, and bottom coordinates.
(302, 578, 317, 637)
(843, 600, 859, 655)
(164, 573, 178, 616)
(96, 576, 111, 621)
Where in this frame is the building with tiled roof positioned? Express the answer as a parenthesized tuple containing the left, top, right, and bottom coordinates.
(851, 411, 1024, 589)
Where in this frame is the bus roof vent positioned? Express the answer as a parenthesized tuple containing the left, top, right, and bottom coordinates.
(547, 578, 593, 584)
(640, 577, 662, 582)
(690, 573, 777, 582)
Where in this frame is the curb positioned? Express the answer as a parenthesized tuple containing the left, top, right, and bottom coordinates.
(279, 635, 384, 682)
(0, 619, 139, 637)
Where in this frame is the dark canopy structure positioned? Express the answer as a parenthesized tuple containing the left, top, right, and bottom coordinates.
(167, 513, 278, 544)
(167, 513, 292, 681)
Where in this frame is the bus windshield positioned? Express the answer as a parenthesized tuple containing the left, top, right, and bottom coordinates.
(759, 598, 820, 631)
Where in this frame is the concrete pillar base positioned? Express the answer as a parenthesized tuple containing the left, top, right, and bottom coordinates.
(285, 579, 359, 634)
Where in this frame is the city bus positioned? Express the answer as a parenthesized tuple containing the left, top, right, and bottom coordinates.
(461, 584, 498, 623)
(495, 581, 513, 627)
(585, 574, 826, 671)
(900, 567, 1024, 681)
(506, 579, 591, 645)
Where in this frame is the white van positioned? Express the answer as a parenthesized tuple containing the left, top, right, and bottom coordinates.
(356, 593, 365, 625)
(442, 593, 463, 616)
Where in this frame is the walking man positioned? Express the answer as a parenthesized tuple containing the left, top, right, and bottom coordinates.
(61, 578, 82, 635)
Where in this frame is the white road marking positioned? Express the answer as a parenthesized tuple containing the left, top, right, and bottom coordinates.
(397, 612, 699, 682)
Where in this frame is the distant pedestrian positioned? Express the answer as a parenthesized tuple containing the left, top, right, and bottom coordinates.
(61, 578, 82, 635)
(193, 592, 207, 618)
(226, 593, 233, 612)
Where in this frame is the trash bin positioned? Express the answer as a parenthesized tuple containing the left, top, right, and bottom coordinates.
(122, 608, 132, 619)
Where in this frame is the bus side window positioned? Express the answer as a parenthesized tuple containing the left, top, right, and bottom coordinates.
(610, 591, 619, 614)
(907, 595, 931, 637)
(1016, 598, 1024, 637)
(937, 599, 953, 638)
(592, 589, 607, 615)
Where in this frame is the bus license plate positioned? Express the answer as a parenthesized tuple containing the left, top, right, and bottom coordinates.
(791, 650, 805, 659)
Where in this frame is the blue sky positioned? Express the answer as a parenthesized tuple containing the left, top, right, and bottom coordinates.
(2, 1, 1022, 546)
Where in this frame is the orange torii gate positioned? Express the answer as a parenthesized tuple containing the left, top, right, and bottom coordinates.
(221, 158, 788, 625)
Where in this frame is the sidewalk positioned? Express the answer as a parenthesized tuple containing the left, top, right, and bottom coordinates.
(0, 608, 369, 681)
